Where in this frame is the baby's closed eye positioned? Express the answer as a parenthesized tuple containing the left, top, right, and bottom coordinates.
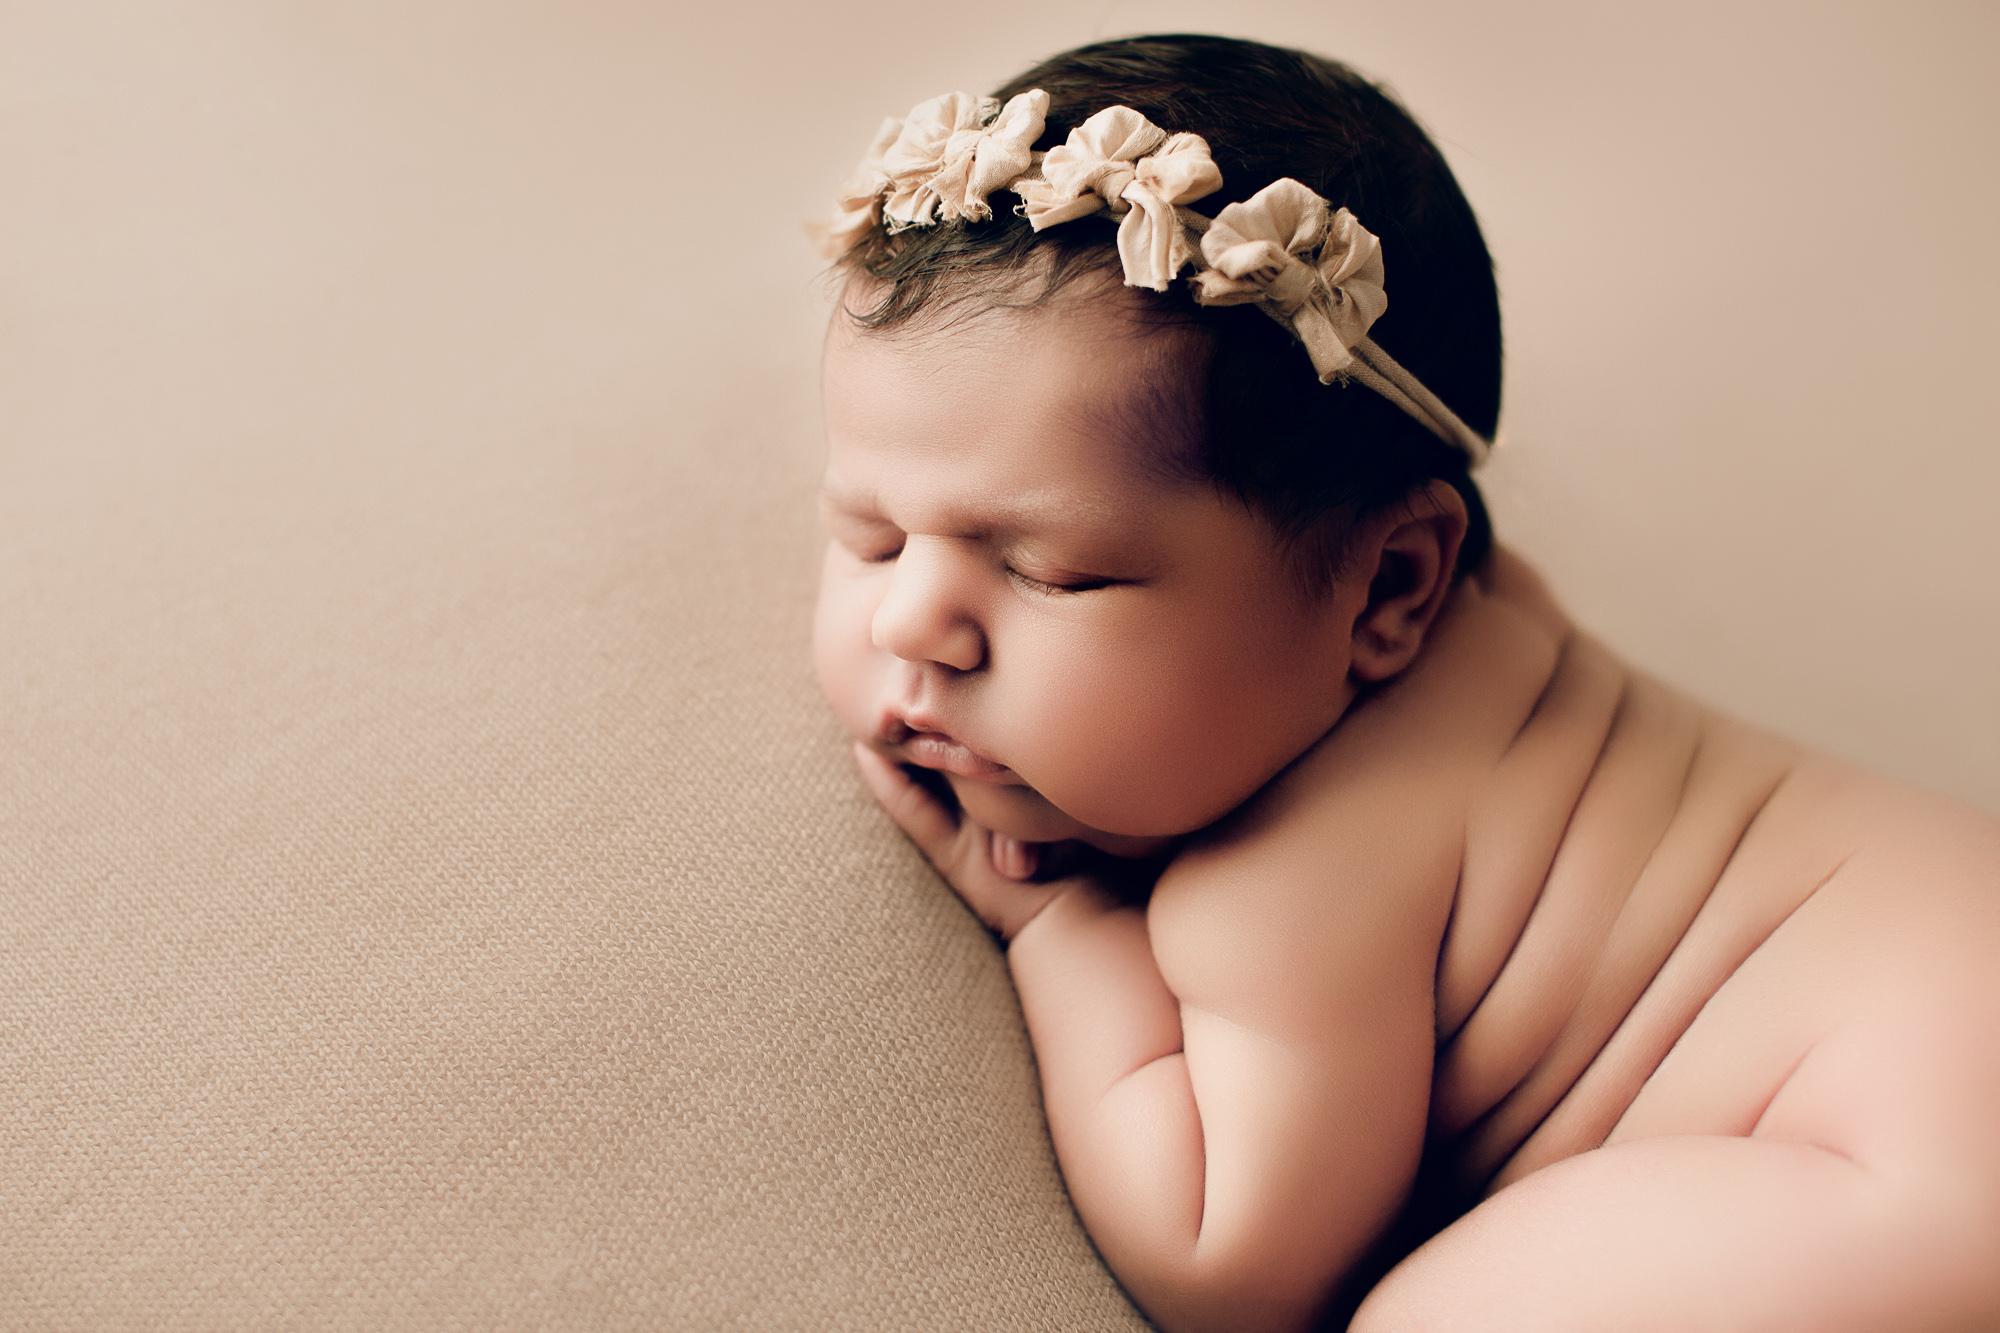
(1005, 563, 1121, 594)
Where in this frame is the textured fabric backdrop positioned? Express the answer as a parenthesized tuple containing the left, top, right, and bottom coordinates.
(1, 422, 1148, 1330)
(0, 3, 1146, 1326)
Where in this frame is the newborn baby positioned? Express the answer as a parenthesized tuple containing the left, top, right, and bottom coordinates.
(813, 34, 2000, 1333)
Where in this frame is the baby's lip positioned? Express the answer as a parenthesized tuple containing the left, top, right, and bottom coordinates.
(877, 714, 1016, 783)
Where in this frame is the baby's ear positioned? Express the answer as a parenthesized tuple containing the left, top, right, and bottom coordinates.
(1347, 480, 1468, 683)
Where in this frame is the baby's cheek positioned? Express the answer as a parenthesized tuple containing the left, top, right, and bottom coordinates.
(812, 555, 883, 741)
(1041, 640, 1299, 838)
(997, 646, 1219, 836)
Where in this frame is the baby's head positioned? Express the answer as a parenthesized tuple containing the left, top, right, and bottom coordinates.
(814, 34, 1501, 852)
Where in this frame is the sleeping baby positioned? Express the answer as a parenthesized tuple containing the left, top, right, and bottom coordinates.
(811, 33, 2000, 1333)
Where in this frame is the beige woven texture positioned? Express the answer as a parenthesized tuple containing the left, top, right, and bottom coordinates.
(0, 2, 1145, 1328)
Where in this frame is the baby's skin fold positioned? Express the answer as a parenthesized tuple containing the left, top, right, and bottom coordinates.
(860, 550, 2000, 1333)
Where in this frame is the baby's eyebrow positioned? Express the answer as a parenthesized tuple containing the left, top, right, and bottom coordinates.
(817, 480, 880, 516)
(821, 472, 1148, 542)
(960, 490, 1152, 540)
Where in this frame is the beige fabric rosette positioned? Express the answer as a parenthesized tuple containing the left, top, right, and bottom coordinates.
(820, 117, 906, 259)
(1193, 180, 1387, 379)
(882, 89, 1049, 230)
(1192, 179, 1489, 462)
(817, 89, 1049, 258)
(1014, 106, 1222, 291)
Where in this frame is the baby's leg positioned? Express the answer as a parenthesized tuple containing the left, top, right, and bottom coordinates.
(1350, 1132, 1994, 1332)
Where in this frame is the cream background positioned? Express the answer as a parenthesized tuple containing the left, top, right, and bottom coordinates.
(3, 2, 1995, 1329)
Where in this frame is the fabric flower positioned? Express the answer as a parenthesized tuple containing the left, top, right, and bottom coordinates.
(1194, 180, 1387, 380)
(816, 89, 1049, 257)
(817, 116, 904, 259)
(881, 89, 1049, 230)
(1015, 106, 1223, 291)
(929, 89, 1048, 224)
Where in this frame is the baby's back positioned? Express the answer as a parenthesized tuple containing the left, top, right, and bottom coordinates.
(1264, 550, 2000, 1221)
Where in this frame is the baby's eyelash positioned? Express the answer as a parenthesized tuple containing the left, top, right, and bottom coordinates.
(1006, 565, 1115, 595)
(847, 541, 1109, 591)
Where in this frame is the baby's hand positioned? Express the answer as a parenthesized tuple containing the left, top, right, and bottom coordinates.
(852, 742, 1068, 942)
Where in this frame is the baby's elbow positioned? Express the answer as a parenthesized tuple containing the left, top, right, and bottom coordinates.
(1127, 1245, 1345, 1333)
(1134, 1280, 1329, 1333)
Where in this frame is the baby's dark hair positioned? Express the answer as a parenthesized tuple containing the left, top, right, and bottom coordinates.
(838, 34, 1500, 585)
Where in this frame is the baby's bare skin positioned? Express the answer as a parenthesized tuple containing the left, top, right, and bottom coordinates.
(819, 290, 2000, 1331)
(1399, 610, 2000, 1330)
(1263, 555, 2000, 1330)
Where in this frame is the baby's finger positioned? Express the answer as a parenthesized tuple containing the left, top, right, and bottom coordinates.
(852, 744, 1063, 939)
(852, 742, 961, 860)
(990, 833, 1040, 881)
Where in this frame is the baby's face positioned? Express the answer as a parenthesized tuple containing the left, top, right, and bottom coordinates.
(815, 288, 1368, 849)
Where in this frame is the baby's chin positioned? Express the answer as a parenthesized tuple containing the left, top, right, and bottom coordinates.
(946, 774, 1176, 861)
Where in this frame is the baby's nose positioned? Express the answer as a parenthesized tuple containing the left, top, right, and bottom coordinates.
(870, 536, 986, 672)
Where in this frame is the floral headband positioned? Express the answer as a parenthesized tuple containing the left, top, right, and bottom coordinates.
(819, 89, 1492, 467)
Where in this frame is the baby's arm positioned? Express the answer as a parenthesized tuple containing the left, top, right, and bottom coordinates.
(855, 742, 1449, 1333)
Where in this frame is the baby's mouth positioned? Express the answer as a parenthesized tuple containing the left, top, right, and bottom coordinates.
(901, 732, 1015, 781)
(877, 716, 1016, 783)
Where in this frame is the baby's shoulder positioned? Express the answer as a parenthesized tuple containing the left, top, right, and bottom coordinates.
(1174, 548, 1577, 867)
(1150, 554, 1570, 954)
